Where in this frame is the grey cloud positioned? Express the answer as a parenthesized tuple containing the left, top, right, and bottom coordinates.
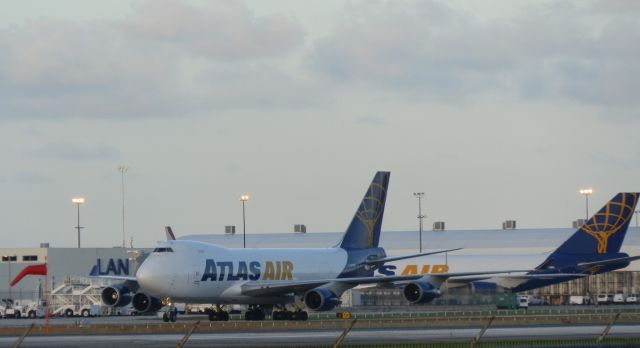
(0, 1, 307, 121)
(124, 0, 304, 60)
(357, 115, 387, 125)
(310, 1, 640, 107)
(32, 142, 120, 161)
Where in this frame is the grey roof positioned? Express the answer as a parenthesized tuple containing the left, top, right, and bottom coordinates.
(182, 226, 640, 254)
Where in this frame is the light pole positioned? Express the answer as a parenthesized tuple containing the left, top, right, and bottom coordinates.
(413, 192, 425, 253)
(72, 197, 85, 248)
(579, 188, 593, 220)
(118, 166, 129, 248)
(4, 255, 16, 300)
(240, 195, 250, 248)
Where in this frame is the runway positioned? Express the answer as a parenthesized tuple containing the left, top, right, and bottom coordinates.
(2, 325, 640, 347)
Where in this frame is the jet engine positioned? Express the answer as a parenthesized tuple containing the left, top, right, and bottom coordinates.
(101, 284, 132, 307)
(403, 281, 441, 304)
(132, 292, 163, 313)
(304, 288, 341, 311)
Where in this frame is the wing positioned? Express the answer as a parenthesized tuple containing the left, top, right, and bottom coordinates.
(364, 248, 463, 266)
(241, 275, 422, 297)
(577, 255, 640, 269)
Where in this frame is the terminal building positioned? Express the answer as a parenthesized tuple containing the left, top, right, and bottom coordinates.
(2, 224, 640, 307)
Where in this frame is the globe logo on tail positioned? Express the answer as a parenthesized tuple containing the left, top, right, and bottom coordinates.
(355, 180, 387, 248)
(580, 193, 637, 254)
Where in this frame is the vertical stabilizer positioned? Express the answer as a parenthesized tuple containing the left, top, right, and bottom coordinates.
(553, 192, 639, 255)
(339, 171, 390, 249)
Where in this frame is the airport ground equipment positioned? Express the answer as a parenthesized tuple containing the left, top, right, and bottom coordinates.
(50, 277, 104, 317)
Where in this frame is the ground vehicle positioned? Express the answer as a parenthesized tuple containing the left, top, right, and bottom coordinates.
(613, 293, 626, 304)
(517, 296, 529, 309)
(626, 294, 638, 304)
(55, 304, 100, 317)
(15, 300, 46, 318)
(597, 294, 613, 305)
(569, 295, 591, 305)
(1, 299, 19, 318)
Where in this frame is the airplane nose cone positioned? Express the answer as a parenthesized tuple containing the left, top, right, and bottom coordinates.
(136, 262, 152, 289)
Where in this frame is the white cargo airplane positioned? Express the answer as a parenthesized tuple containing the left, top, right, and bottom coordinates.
(97, 172, 471, 321)
(96, 172, 639, 322)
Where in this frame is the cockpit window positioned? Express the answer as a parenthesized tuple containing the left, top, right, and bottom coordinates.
(153, 247, 174, 253)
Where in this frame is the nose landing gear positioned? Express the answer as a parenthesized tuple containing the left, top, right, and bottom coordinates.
(161, 298, 178, 322)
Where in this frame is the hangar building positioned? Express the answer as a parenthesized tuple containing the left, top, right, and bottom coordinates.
(2, 226, 639, 306)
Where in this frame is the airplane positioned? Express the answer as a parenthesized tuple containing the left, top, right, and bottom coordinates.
(379, 192, 640, 302)
(96, 170, 639, 321)
(96, 171, 483, 322)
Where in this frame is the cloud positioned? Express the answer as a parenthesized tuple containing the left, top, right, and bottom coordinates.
(310, 1, 640, 108)
(357, 115, 387, 125)
(0, 0, 307, 121)
(32, 142, 120, 161)
(124, 0, 304, 60)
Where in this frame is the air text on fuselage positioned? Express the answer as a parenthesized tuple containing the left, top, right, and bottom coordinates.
(200, 259, 294, 281)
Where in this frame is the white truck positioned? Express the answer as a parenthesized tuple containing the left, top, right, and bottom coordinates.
(54, 304, 101, 317)
(597, 294, 613, 305)
(1, 299, 45, 319)
(613, 293, 626, 304)
(517, 295, 529, 309)
(569, 295, 591, 305)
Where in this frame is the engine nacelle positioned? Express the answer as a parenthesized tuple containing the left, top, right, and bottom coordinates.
(132, 293, 163, 313)
(101, 284, 132, 307)
(304, 288, 341, 311)
(403, 281, 441, 304)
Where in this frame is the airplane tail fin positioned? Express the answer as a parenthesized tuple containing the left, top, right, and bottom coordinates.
(339, 171, 390, 249)
(552, 192, 639, 255)
(165, 226, 176, 241)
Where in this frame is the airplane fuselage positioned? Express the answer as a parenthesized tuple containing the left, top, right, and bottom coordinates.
(137, 240, 351, 303)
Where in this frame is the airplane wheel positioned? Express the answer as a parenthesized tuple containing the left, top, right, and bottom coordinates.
(208, 312, 215, 321)
(244, 311, 254, 321)
(299, 311, 308, 321)
(221, 311, 229, 321)
(15, 311, 21, 319)
(162, 312, 169, 322)
(169, 311, 177, 322)
(28, 311, 36, 319)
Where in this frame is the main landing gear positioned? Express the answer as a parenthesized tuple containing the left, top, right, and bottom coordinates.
(272, 309, 308, 321)
(244, 305, 266, 321)
(207, 305, 230, 321)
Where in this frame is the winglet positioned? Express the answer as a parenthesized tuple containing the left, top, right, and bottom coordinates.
(165, 226, 176, 241)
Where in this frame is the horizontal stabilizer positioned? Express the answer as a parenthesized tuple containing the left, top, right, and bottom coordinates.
(502, 273, 588, 280)
(364, 248, 462, 266)
(577, 255, 640, 269)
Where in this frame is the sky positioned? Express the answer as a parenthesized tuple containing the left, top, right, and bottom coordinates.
(1, 0, 640, 248)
